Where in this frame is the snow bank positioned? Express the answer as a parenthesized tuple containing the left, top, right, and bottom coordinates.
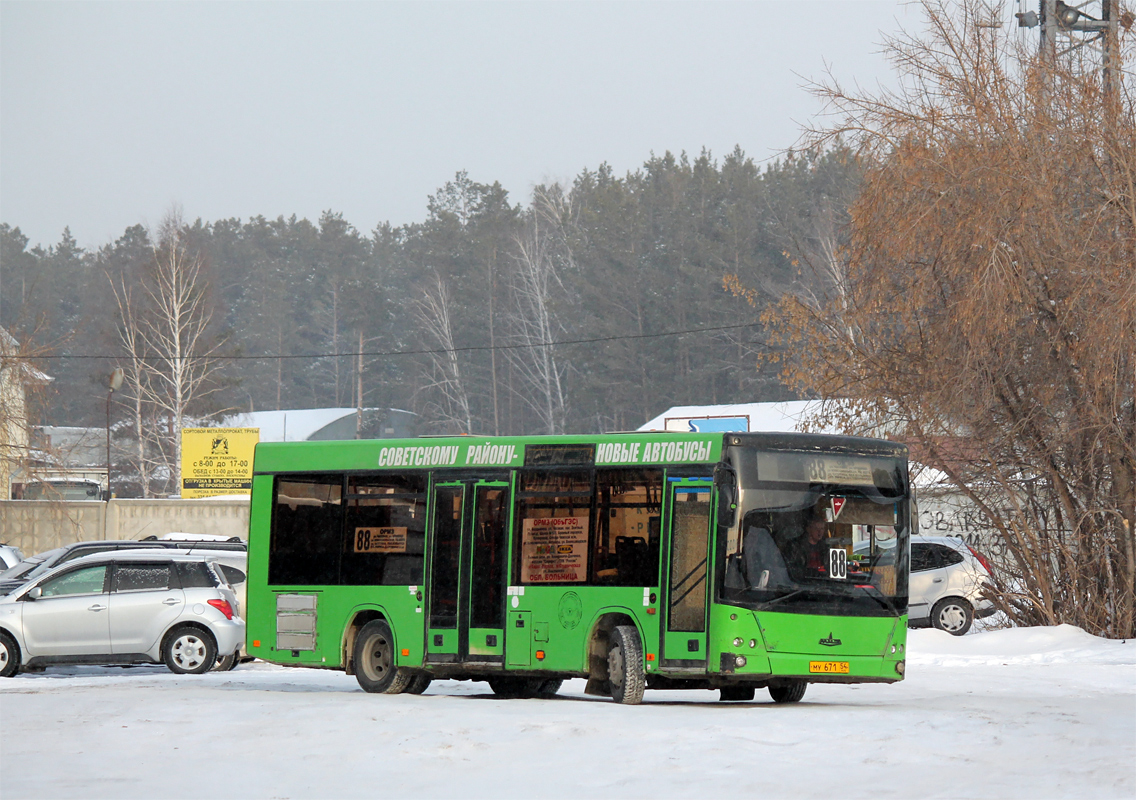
(909, 624, 1136, 667)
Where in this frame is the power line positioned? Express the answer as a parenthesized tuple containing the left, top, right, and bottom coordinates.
(17, 321, 767, 362)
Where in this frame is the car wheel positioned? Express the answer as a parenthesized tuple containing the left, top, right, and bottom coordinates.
(931, 597, 974, 635)
(607, 625, 645, 705)
(163, 626, 217, 674)
(405, 674, 432, 695)
(213, 653, 238, 671)
(719, 686, 756, 701)
(0, 631, 19, 678)
(353, 620, 412, 694)
(769, 680, 807, 704)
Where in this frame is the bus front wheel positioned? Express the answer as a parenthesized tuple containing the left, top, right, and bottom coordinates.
(607, 625, 645, 705)
(353, 620, 413, 694)
(769, 680, 807, 704)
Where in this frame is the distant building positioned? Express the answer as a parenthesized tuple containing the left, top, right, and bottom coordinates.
(221, 407, 418, 442)
(8, 427, 109, 499)
(0, 328, 53, 498)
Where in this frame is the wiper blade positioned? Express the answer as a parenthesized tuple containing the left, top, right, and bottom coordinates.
(760, 588, 806, 607)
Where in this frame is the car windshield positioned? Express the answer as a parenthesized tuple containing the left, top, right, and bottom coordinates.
(720, 448, 910, 616)
(0, 549, 61, 583)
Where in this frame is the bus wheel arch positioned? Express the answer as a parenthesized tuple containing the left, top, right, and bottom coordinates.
(343, 608, 390, 676)
(584, 611, 641, 697)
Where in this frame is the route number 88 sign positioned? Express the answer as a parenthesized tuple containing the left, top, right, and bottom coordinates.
(829, 548, 848, 580)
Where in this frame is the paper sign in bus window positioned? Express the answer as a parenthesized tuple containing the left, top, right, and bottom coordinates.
(353, 527, 408, 553)
(521, 517, 589, 583)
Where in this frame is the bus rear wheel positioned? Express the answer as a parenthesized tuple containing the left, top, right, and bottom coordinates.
(535, 678, 563, 697)
(769, 680, 807, 704)
(607, 625, 645, 705)
(405, 674, 432, 694)
(719, 686, 756, 701)
(353, 620, 412, 694)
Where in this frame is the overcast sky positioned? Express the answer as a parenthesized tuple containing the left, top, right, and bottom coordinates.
(1, 1, 928, 250)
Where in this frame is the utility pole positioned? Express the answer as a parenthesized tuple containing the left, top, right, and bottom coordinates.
(1018, 0, 1133, 96)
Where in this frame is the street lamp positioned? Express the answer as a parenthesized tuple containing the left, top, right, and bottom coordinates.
(104, 367, 124, 539)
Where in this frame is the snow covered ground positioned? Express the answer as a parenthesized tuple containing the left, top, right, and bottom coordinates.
(2, 625, 1132, 800)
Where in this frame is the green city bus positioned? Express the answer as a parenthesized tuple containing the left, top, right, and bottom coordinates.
(245, 431, 910, 704)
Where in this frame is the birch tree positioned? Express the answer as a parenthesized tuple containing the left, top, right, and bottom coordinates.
(109, 276, 158, 496)
(111, 211, 224, 495)
(505, 187, 574, 435)
(414, 274, 473, 434)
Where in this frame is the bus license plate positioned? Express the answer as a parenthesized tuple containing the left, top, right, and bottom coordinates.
(809, 661, 850, 674)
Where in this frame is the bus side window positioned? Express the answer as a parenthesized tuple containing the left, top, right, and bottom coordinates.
(341, 475, 428, 586)
(514, 469, 592, 585)
(593, 469, 663, 587)
(269, 476, 343, 586)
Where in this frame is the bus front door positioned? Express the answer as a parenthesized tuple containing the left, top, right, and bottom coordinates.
(661, 480, 713, 668)
(426, 481, 510, 665)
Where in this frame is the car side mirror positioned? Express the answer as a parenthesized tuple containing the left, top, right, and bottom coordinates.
(25, 586, 42, 601)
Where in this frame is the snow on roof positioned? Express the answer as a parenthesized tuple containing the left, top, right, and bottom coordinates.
(223, 408, 362, 442)
(638, 401, 829, 434)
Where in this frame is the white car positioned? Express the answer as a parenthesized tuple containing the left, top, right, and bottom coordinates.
(908, 536, 996, 635)
(0, 551, 245, 677)
(0, 544, 23, 571)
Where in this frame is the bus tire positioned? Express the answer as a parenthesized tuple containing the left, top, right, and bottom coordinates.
(353, 620, 413, 694)
(405, 674, 432, 694)
(488, 677, 533, 698)
(769, 680, 807, 704)
(536, 678, 563, 697)
(607, 625, 645, 705)
(719, 685, 756, 701)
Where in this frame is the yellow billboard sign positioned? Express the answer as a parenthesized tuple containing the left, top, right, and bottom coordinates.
(181, 428, 259, 498)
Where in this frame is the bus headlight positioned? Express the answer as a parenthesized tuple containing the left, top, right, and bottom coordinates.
(735, 655, 747, 668)
(895, 660, 905, 676)
(733, 638, 744, 647)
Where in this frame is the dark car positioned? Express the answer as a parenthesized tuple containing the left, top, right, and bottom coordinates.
(0, 538, 246, 597)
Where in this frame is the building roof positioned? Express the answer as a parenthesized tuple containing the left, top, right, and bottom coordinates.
(222, 408, 417, 443)
(638, 401, 827, 434)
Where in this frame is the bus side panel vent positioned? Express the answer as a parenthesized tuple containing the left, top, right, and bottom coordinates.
(276, 593, 318, 651)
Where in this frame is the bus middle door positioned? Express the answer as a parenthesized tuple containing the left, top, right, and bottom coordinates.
(426, 480, 510, 666)
(661, 479, 713, 669)
(426, 483, 465, 663)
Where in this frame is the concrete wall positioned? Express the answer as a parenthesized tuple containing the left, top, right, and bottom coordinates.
(0, 498, 250, 554)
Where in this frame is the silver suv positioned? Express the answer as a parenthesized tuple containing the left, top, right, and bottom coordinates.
(908, 535, 995, 635)
(0, 551, 245, 676)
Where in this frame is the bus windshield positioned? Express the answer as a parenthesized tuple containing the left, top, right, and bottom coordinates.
(721, 447, 909, 616)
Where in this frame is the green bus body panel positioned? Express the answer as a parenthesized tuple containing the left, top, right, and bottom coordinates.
(247, 586, 425, 668)
(251, 432, 722, 474)
(245, 432, 908, 685)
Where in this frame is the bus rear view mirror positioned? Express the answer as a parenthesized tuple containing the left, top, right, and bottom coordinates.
(714, 462, 738, 528)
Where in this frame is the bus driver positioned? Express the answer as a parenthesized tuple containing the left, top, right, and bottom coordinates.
(789, 516, 829, 577)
